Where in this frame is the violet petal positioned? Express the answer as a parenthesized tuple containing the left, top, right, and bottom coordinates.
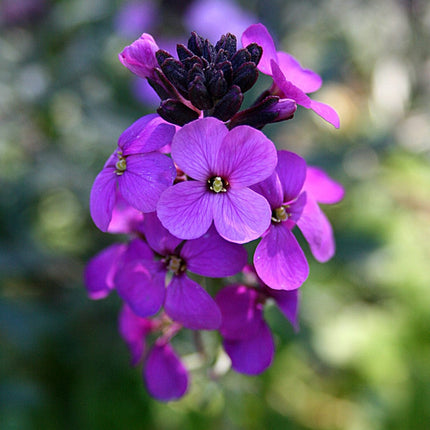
(276, 150, 307, 202)
(119, 152, 176, 213)
(144, 343, 188, 401)
(223, 320, 274, 375)
(241, 23, 278, 76)
(215, 285, 263, 340)
(181, 226, 247, 277)
(89, 166, 117, 232)
(171, 117, 228, 181)
(157, 181, 215, 240)
(215, 125, 277, 187)
(254, 223, 309, 290)
(115, 261, 165, 318)
(214, 187, 271, 244)
(84, 243, 127, 299)
(304, 167, 344, 204)
(164, 275, 221, 330)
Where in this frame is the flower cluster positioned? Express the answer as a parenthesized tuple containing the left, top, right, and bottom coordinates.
(86, 23, 344, 401)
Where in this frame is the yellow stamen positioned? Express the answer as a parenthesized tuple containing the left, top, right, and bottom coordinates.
(209, 176, 228, 193)
(271, 206, 288, 223)
(115, 153, 127, 175)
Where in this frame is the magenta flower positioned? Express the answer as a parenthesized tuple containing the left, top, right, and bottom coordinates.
(242, 23, 340, 128)
(90, 114, 177, 232)
(118, 33, 160, 80)
(157, 117, 277, 243)
(119, 305, 188, 401)
(252, 150, 309, 290)
(216, 280, 299, 375)
(253, 151, 344, 289)
(114, 212, 247, 330)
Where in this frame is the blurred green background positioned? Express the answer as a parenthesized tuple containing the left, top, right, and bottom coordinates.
(1, 0, 430, 429)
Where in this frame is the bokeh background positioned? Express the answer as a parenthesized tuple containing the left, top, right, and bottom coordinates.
(1, 0, 430, 429)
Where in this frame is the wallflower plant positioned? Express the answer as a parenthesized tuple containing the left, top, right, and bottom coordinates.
(86, 22, 343, 401)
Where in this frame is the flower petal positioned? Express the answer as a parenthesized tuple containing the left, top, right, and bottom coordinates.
(271, 60, 311, 107)
(277, 52, 322, 93)
(115, 261, 166, 318)
(254, 223, 309, 290)
(216, 125, 277, 187)
(251, 171, 284, 209)
(214, 187, 271, 244)
(266, 288, 300, 330)
(215, 285, 264, 340)
(84, 243, 127, 299)
(119, 114, 176, 155)
(141, 211, 182, 255)
(164, 275, 221, 330)
(171, 117, 228, 181)
(118, 304, 153, 366)
(223, 321, 274, 375)
(107, 191, 144, 234)
(119, 152, 176, 213)
(89, 166, 117, 232)
(309, 99, 340, 128)
(241, 23, 278, 76)
(276, 150, 307, 202)
(157, 181, 215, 240)
(297, 197, 335, 262)
(304, 167, 344, 204)
(181, 226, 247, 277)
(118, 33, 159, 79)
(144, 343, 188, 402)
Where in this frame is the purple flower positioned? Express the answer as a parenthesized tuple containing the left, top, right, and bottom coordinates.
(90, 114, 177, 232)
(215, 279, 299, 375)
(253, 150, 309, 290)
(253, 151, 344, 290)
(119, 33, 160, 80)
(114, 212, 247, 329)
(242, 23, 340, 128)
(119, 305, 188, 401)
(157, 117, 278, 243)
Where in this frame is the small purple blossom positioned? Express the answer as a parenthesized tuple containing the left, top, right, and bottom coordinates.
(90, 114, 176, 232)
(119, 33, 160, 80)
(216, 274, 299, 374)
(157, 117, 278, 243)
(119, 305, 188, 401)
(242, 23, 340, 128)
(114, 212, 247, 329)
(253, 151, 344, 289)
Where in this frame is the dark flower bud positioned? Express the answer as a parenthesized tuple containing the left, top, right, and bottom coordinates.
(189, 76, 214, 110)
(212, 85, 243, 121)
(176, 44, 194, 62)
(157, 99, 200, 126)
(245, 43, 263, 66)
(229, 96, 297, 129)
(159, 58, 188, 95)
(188, 32, 205, 56)
(215, 33, 237, 58)
(230, 48, 251, 71)
(156, 50, 173, 67)
(232, 62, 258, 92)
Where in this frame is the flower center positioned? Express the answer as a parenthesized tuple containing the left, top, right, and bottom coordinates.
(165, 255, 186, 275)
(271, 206, 289, 223)
(115, 151, 127, 175)
(208, 176, 228, 193)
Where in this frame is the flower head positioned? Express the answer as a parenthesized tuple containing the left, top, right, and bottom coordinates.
(90, 114, 177, 232)
(157, 117, 277, 243)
